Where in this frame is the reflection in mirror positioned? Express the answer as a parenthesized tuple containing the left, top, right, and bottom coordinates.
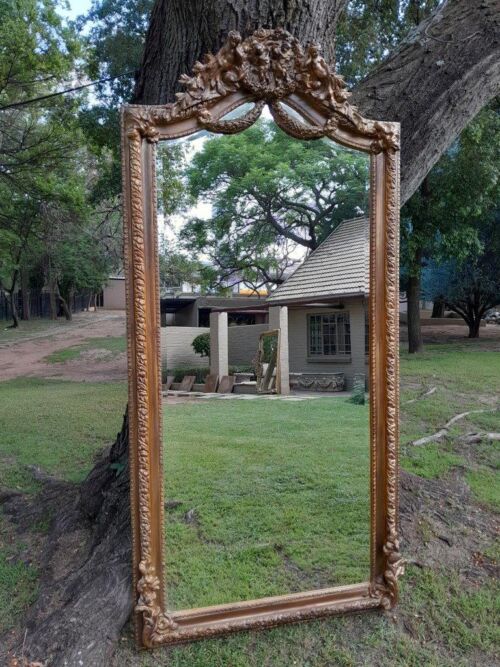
(156, 110, 370, 612)
(255, 330, 280, 394)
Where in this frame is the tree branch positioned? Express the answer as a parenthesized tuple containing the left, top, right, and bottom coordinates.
(352, 0, 500, 204)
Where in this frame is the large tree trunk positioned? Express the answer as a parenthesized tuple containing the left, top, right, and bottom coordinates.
(431, 298, 445, 319)
(48, 282, 58, 320)
(135, 0, 500, 206)
(57, 286, 73, 321)
(6, 269, 20, 329)
(7, 289, 19, 329)
(20, 269, 30, 321)
(468, 318, 481, 339)
(12, 0, 500, 664)
(5, 413, 132, 666)
(407, 269, 423, 354)
(133, 0, 348, 105)
(351, 0, 500, 204)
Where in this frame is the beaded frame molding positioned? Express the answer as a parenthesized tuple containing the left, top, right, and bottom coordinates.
(121, 28, 403, 648)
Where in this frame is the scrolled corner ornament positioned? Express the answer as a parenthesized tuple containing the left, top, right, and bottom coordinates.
(381, 531, 405, 608)
(368, 530, 405, 610)
(136, 560, 179, 647)
(370, 122, 401, 154)
(125, 108, 160, 143)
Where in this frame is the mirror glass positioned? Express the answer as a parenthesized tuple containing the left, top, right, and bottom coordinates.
(156, 108, 371, 611)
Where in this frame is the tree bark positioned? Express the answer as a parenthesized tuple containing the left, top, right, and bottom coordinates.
(468, 319, 481, 338)
(431, 298, 445, 318)
(48, 282, 58, 320)
(20, 269, 30, 320)
(6, 269, 20, 329)
(351, 0, 500, 204)
(135, 0, 500, 205)
(407, 266, 423, 354)
(133, 0, 348, 105)
(6, 412, 132, 666)
(57, 286, 73, 321)
(7, 289, 19, 328)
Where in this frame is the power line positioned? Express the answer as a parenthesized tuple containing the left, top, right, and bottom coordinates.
(0, 71, 134, 111)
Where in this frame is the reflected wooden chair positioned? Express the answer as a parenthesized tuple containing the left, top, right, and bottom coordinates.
(163, 376, 174, 391)
(204, 374, 219, 393)
(178, 375, 195, 392)
(217, 375, 235, 394)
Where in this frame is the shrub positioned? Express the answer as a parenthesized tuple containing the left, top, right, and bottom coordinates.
(192, 332, 210, 358)
(349, 374, 366, 405)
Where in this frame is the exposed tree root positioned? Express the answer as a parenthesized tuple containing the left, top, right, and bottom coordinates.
(1, 412, 133, 667)
(412, 409, 493, 446)
(460, 432, 500, 444)
(405, 386, 437, 404)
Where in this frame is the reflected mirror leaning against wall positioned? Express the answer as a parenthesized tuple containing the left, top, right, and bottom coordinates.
(122, 28, 403, 649)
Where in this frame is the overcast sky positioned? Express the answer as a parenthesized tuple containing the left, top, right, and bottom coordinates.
(63, 0, 92, 19)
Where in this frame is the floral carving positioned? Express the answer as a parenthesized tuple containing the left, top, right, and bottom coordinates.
(123, 29, 399, 151)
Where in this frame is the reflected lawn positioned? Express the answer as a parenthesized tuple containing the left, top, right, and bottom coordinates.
(163, 397, 370, 610)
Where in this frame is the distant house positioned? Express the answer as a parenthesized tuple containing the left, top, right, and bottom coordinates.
(101, 276, 126, 310)
(265, 216, 369, 390)
(160, 294, 268, 327)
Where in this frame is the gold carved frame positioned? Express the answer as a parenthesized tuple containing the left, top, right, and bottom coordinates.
(122, 28, 403, 648)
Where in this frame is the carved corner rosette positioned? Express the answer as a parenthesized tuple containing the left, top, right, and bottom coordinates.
(125, 109, 159, 143)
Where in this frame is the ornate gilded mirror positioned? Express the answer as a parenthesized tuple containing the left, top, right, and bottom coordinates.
(122, 28, 402, 648)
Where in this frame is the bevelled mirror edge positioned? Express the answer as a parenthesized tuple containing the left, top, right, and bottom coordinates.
(121, 27, 401, 649)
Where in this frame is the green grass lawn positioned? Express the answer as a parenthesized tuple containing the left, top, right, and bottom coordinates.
(0, 377, 127, 491)
(400, 343, 500, 508)
(0, 340, 499, 664)
(163, 399, 370, 610)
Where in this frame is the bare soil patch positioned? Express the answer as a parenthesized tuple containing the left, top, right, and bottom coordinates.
(401, 322, 500, 348)
(0, 311, 126, 382)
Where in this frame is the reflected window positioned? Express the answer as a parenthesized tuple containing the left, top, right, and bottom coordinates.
(308, 312, 351, 357)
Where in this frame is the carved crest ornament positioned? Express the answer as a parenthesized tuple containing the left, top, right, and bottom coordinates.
(122, 28, 403, 648)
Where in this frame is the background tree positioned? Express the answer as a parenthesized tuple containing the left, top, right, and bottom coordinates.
(158, 241, 202, 292)
(192, 332, 210, 359)
(423, 212, 500, 338)
(180, 120, 369, 290)
(0, 0, 88, 326)
(401, 103, 499, 351)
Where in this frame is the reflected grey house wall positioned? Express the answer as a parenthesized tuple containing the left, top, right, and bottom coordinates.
(161, 324, 268, 369)
(287, 301, 367, 389)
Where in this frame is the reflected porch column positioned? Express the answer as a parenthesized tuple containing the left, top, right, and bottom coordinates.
(209, 311, 228, 378)
(269, 305, 290, 395)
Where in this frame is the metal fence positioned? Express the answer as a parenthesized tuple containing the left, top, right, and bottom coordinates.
(0, 291, 89, 321)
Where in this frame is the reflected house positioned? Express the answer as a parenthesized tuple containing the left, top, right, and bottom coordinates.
(160, 293, 268, 327)
(266, 217, 369, 392)
(210, 217, 369, 393)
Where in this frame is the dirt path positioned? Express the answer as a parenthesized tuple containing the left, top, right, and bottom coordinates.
(401, 322, 500, 347)
(2, 314, 499, 383)
(0, 311, 126, 382)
